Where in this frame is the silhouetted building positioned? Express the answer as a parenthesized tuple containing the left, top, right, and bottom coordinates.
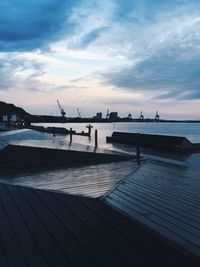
(96, 112, 102, 120)
(128, 113, 132, 119)
(109, 112, 118, 121)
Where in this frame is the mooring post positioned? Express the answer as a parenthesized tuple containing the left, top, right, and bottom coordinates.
(95, 129, 98, 147)
(70, 128, 73, 142)
(136, 133, 140, 165)
(86, 124, 93, 137)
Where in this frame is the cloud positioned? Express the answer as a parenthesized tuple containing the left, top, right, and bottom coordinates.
(0, 0, 78, 51)
(74, 27, 109, 49)
(102, 54, 200, 100)
(0, 53, 84, 92)
(96, 0, 200, 101)
(1, 0, 200, 114)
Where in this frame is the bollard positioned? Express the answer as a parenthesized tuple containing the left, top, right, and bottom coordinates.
(95, 129, 98, 147)
(136, 133, 140, 165)
(70, 128, 73, 142)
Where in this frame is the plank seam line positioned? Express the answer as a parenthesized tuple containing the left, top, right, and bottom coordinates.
(114, 188, 200, 238)
(108, 192, 200, 250)
(105, 195, 200, 259)
(0, 223, 9, 266)
(19, 187, 74, 267)
(0, 185, 29, 266)
(101, 159, 145, 200)
(126, 178, 200, 210)
(34, 189, 100, 267)
(119, 183, 200, 228)
(6, 184, 51, 267)
(54, 193, 132, 267)
(79, 197, 165, 266)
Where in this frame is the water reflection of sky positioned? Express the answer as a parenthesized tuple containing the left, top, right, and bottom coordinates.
(33, 122, 200, 170)
(34, 122, 200, 143)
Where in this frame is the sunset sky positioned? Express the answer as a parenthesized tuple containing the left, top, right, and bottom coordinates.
(0, 0, 200, 119)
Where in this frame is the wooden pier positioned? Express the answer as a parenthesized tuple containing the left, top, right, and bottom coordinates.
(0, 181, 199, 267)
(0, 129, 200, 266)
(104, 160, 200, 261)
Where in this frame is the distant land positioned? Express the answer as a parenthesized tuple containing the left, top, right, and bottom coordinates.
(0, 101, 199, 123)
(0, 101, 29, 117)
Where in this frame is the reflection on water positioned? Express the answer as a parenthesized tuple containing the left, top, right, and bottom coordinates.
(34, 122, 200, 143)
(33, 122, 200, 169)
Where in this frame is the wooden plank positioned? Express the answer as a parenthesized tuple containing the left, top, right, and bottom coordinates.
(0, 184, 36, 267)
(126, 177, 200, 212)
(104, 159, 200, 259)
(36, 189, 128, 267)
(130, 177, 200, 203)
(133, 170, 200, 201)
(0, 235, 8, 267)
(1, 160, 136, 198)
(120, 182, 200, 229)
(20, 186, 97, 267)
(105, 194, 200, 257)
(83, 197, 199, 267)
(56, 192, 162, 267)
(123, 177, 200, 217)
(113, 189, 200, 245)
(6, 184, 71, 267)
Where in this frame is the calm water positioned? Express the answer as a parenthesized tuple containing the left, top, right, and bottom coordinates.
(34, 122, 200, 144)
(33, 122, 200, 169)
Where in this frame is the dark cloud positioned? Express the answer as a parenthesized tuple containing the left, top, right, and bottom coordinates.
(0, 0, 78, 51)
(102, 54, 200, 100)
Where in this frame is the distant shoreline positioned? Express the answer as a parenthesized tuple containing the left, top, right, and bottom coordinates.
(30, 116, 200, 124)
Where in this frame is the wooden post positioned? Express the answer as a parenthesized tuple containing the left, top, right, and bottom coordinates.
(95, 129, 98, 147)
(86, 124, 93, 137)
(70, 128, 73, 142)
(136, 133, 140, 165)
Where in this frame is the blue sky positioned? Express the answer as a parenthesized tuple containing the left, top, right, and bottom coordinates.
(0, 0, 200, 119)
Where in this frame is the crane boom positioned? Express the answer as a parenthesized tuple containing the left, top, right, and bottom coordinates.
(57, 99, 66, 117)
(77, 108, 81, 118)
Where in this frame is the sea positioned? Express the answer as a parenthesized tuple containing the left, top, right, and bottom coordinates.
(34, 121, 200, 144)
(33, 122, 200, 168)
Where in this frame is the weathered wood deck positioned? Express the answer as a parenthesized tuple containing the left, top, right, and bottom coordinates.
(0, 160, 137, 198)
(0, 182, 198, 267)
(104, 160, 200, 260)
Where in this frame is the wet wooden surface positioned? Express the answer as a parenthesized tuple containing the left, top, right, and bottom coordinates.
(0, 182, 198, 267)
(0, 160, 137, 198)
(104, 159, 200, 260)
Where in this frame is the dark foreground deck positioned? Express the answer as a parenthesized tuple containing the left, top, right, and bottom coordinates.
(104, 160, 200, 260)
(0, 182, 199, 267)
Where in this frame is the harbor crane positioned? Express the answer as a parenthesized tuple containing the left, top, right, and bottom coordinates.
(106, 109, 110, 119)
(57, 100, 66, 117)
(139, 111, 144, 120)
(77, 108, 81, 118)
(155, 111, 160, 121)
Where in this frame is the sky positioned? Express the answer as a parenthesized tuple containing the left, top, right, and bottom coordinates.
(0, 0, 200, 119)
